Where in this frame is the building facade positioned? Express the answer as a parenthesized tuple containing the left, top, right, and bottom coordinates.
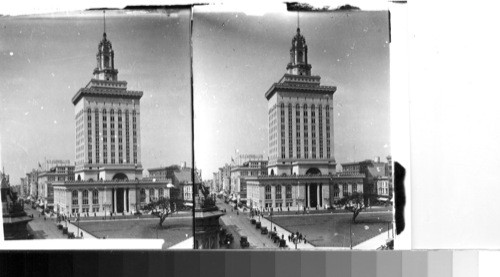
(341, 158, 393, 204)
(230, 158, 268, 202)
(266, 28, 337, 177)
(37, 165, 74, 210)
(53, 28, 170, 216)
(246, 27, 341, 210)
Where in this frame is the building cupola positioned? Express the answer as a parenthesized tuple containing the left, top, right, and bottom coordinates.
(286, 27, 312, 76)
(93, 12, 118, 81)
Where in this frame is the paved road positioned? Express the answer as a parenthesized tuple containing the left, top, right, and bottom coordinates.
(217, 201, 278, 249)
(25, 206, 66, 239)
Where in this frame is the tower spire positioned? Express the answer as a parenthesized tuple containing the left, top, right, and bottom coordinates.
(286, 16, 311, 76)
(103, 10, 106, 36)
(297, 11, 300, 31)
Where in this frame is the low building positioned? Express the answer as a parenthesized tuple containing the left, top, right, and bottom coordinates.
(37, 165, 75, 210)
(2, 170, 33, 240)
(230, 159, 268, 203)
(246, 172, 365, 211)
(53, 178, 171, 215)
(341, 157, 392, 205)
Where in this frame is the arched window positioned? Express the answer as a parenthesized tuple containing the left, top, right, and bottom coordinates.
(103, 109, 107, 115)
(110, 109, 114, 115)
(275, 185, 282, 200)
(333, 184, 340, 198)
(92, 190, 99, 204)
(265, 185, 271, 200)
(82, 190, 89, 205)
(286, 185, 292, 199)
(149, 188, 155, 201)
(72, 190, 78, 205)
(303, 104, 308, 116)
(343, 184, 348, 196)
(140, 189, 146, 203)
(159, 188, 164, 199)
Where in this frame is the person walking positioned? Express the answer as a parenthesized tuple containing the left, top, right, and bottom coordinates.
(304, 235, 307, 244)
(81, 232, 84, 238)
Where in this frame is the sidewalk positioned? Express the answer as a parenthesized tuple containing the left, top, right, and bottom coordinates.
(353, 230, 393, 249)
(65, 221, 98, 239)
(257, 216, 315, 249)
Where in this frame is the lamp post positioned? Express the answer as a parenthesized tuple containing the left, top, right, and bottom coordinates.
(270, 207, 273, 233)
(77, 213, 80, 238)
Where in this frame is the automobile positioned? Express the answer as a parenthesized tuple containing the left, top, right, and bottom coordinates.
(67, 232, 75, 239)
(255, 222, 261, 229)
(224, 233, 234, 245)
(269, 231, 277, 239)
(260, 227, 268, 235)
(250, 219, 256, 225)
(279, 239, 287, 248)
(240, 236, 250, 248)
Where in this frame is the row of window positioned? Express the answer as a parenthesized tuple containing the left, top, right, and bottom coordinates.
(71, 189, 99, 205)
(264, 185, 293, 200)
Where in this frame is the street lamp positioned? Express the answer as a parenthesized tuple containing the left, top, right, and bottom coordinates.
(77, 213, 80, 238)
(270, 207, 273, 233)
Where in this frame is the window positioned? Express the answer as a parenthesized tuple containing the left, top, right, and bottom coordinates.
(72, 190, 78, 205)
(82, 190, 89, 205)
(333, 185, 340, 197)
(159, 188, 164, 199)
(276, 185, 282, 200)
(92, 189, 99, 204)
(286, 185, 292, 199)
(149, 188, 155, 201)
(265, 185, 271, 200)
(140, 189, 146, 203)
(343, 184, 348, 196)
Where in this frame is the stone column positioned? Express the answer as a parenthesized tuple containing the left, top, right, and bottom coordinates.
(113, 188, 117, 213)
(316, 184, 321, 208)
(123, 189, 126, 213)
(307, 184, 311, 208)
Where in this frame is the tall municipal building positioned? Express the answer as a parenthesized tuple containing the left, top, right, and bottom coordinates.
(53, 26, 170, 216)
(247, 27, 365, 210)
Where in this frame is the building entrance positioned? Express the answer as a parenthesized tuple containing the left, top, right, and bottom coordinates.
(116, 188, 124, 213)
(310, 184, 318, 208)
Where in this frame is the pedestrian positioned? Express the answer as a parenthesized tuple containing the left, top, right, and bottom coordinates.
(288, 235, 290, 242)
(81, 232, 83, 238)
(281, 234, 284, 240)
(304, 235, 307, 244)
(44, 216, 46, 221)
(274, 226, 277, 232)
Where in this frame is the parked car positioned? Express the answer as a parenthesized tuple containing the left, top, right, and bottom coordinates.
(255, 222, 261, 229)
(67, 232, 75, 239)
(261, 227, 268, 235)
(224, 233, 234, 245)
(240, 236, 250, 248)
(250, 218, 256, 225)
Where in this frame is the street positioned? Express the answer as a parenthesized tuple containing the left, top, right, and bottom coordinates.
(25, 205, 66, 239)
(217, 200, 278, 249)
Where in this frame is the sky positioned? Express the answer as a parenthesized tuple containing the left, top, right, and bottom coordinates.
(193, 10, 390, 179)
(0, 9, 192, 183)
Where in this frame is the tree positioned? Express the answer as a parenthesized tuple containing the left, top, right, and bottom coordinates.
(143, 197, 184, 227)
(337, 192, 368, 223)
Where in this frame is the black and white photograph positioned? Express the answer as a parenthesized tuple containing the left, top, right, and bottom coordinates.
(0, 9, 194, 249)
(193, 7, 393, 249)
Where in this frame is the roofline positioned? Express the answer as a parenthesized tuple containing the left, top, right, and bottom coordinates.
(265, 81, 336, 100)
(72, 86, 143, 105)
